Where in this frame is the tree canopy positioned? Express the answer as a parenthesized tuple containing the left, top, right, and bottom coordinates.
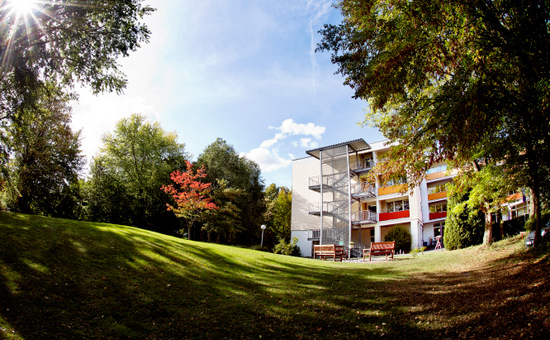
(1, 82, 84, 217)
(0, 0, 154, 94)
(84, 114, 188, 233)
(318, 0, 550, 245)
(1, 0, 154, 181)
(197, 138, 266, 244)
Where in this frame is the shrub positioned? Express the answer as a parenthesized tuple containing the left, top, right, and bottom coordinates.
(273, 237, 301, 256)
(385, 225, 412, 252)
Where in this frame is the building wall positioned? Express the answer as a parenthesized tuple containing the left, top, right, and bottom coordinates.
(291, 139, 455, 257)
(291, 157, 321, 232)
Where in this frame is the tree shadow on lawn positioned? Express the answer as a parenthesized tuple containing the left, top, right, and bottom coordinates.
(380, 245, 550, 339)
(0, 213, 404, 339)
(2, 212, 548, 339)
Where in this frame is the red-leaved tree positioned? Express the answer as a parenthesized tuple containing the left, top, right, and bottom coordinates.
(161, 161, 217, 239)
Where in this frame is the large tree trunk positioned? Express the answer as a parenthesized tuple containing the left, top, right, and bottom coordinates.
(483, 210, 493, 245)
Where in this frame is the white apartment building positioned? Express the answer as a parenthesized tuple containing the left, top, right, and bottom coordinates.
(291, 138, 456, 258)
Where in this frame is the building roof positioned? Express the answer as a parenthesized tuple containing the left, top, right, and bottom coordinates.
(306, 138, 371, 159)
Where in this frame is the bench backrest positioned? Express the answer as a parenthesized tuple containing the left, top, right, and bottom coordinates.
(314, 244, 335, 252)
(371, 241, 395, 251)
(334, 245, 345, 254)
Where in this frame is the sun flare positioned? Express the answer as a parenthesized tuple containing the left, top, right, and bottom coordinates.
(7, 0, 38, 17)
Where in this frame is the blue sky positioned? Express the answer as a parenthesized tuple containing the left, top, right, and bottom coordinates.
(71, 0, 384, 188)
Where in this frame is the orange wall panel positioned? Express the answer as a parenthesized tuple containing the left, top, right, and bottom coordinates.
(378, 184, 406, 196)
(428, 191, 447, 201)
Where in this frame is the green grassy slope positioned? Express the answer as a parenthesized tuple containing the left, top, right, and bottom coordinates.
(1, 212, 549, 339)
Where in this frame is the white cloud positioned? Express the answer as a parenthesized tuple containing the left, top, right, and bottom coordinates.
(300, 138, 319, 149)
(244, 119, 326, 173)
(278, 118, 325, 139)
(243, 147, 292, 173)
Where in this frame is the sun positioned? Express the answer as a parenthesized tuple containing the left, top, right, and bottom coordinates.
(7, 0, 38, 17)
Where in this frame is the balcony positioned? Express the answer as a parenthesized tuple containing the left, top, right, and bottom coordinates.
(379, 210, 410, 221)
(351, 182, 376, 200)
(308, 202, 329, 216)
(308, 201, 348, 217)
(428, 191, 447, 201)
(378, 184, 406, 196)
(308, 176, 332, 192)
(351, 210, 377, 225)
(351, 159, 375, 174)
(429, 212, 447, 220)
(308, 229, 320, 240)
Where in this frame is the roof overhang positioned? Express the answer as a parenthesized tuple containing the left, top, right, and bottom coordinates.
(306, 138, 371, 159)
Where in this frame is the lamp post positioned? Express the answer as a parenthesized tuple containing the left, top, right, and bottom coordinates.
(260, 224, 266, 248)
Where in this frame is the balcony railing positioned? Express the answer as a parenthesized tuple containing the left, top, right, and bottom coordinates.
(351, 210, 377, 224)
(308, 176, 332, 191)
(351, 159, 375, 173)
(308, 229, 320, 240)
(379, 209, 410, 221)
(429, 212, 447, 220)
(308, 201, 348, 216)
(428, 191, 447, 201)
(351, 182, 376, 198)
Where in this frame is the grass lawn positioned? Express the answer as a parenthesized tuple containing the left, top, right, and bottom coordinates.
(1, 211, 549, 339)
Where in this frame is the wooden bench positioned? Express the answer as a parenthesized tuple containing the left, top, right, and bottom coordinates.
(314, 244, 346, 261)
(363, 241, 395, 261)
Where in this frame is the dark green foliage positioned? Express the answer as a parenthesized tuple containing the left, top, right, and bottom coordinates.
(444, 190, 485, 250)
(385, 225, 412, 252)
(197, 138, 265, 244)
(1, 84, 84, 218)
(83, 114, 187, 235)
(501, 217, 527, 238)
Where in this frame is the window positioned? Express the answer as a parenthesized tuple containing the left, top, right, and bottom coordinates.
(426, 164, 447, 174)
(381, 175, 407, 187)
(428, 183, 447, 194)
(386, 199, 409, 213)
(429, 202, 447, 213)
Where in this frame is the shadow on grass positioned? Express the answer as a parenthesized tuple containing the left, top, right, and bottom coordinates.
(0, 212, 405, 339)
(2, 212, 548, 339)
(377, 240, 550, 339)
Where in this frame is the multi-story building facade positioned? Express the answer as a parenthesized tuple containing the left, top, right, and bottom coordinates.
(291, 138, 457, 258)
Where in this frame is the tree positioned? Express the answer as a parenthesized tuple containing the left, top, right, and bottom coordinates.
(1, 0, 154, 181)
(82, 157, 133, 225)
(1, 83, 84, 218)
(201, 179, 244, 243)
(264, 184, 292, 244)
(84, 114, 187, 233)
(444, 186, 485, 250)
(455, 162, 510, 244)
(0, 0, 154, 94)
(161, 161, 217, 239)
(197, 139, 266, 244)
(318, 0, 550, 246)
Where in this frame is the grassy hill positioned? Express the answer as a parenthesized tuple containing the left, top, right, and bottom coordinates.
(1, 212, 549, 339)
